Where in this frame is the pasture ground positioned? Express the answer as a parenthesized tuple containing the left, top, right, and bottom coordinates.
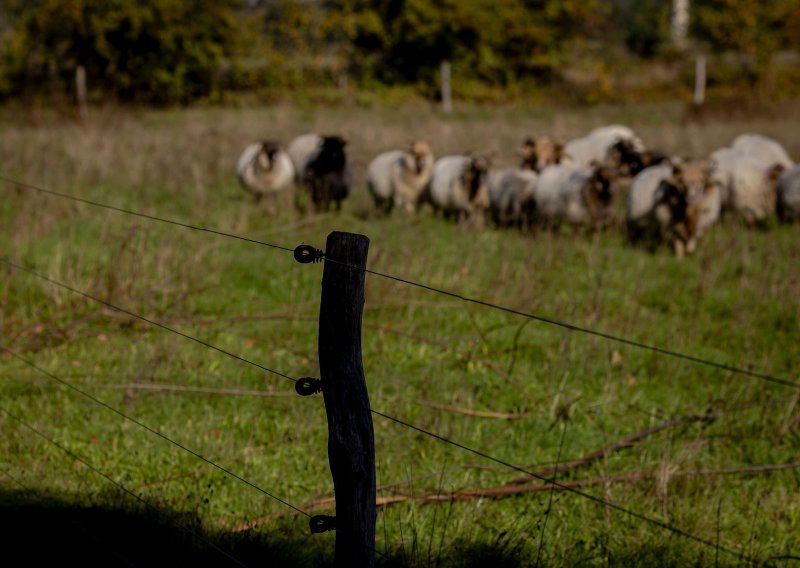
(1, 101, 799, 566)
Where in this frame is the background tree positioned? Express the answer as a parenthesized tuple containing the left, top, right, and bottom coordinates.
(1, 0, 241, 104)
(692, 0, 800, 84)
(322, 0, 601, 87)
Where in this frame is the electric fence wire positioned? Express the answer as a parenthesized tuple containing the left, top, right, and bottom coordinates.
(368, 407, 757, 563)
(0, 466, 141, 568)
(0, 259, 297, 386)
(0, 266, 776, 563)
(1, 346, 311, 520)
(3, 175, 796, 391)
(0, 410, 251, 567)
(0, 175, 294, 254)
(2, 178, 794, 561)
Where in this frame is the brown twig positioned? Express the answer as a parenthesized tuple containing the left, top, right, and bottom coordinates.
(383, 396, 531, 420)
(224, 460, 800, 532)
(507, 411, 718, 484)
(90, 383, 297, 397)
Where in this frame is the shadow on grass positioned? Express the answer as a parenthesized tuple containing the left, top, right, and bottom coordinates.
(0, 488, 745, 567)
(0, 488, 533, 568)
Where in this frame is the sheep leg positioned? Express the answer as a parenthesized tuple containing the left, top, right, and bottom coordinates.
(673, 239, 686, 259)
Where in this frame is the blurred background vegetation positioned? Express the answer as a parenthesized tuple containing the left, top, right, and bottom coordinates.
(0, 0, 799, 107)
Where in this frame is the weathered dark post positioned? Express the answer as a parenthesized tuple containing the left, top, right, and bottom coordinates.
(318, 231, 375, 567)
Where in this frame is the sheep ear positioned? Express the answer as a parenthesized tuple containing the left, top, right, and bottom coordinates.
(768, 164, 785, 182)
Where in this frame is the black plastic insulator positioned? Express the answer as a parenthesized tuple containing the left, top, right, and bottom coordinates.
(294, 244, 324, 264)
(309, 515, 336, 533)
(295, 377, 323, 396)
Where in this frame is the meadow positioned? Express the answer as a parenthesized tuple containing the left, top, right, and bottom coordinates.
(0, 101, 798, 567)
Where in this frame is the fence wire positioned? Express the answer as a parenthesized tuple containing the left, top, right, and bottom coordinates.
(1, 346, 311, 520)
(0, 466, 141, 568)
(3, 175, 797, 562)
(0, 409, 251, 568)
(1, 259, 297, 386)
(3, 175, 796, 391)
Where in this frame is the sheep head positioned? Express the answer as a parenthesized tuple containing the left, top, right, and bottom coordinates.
(310, 136, 348, 172)
(257, 140, 281, 170)
(583, 162, 617, 218)
(669, 161, 713, 202)
(408, 140, 432, 175)
(767, 163, 786, 188)
(517, 136, 563, 172)
(464, 154, 491, 208)
(608, 138, 649, 177)
(663, 161, 715, 254)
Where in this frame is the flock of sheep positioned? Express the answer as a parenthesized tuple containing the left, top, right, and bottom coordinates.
(237, 126, 799, 256)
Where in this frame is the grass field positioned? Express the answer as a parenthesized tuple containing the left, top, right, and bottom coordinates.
(1, 101, 799, 567)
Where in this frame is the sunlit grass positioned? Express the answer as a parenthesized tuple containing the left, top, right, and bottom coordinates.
(1, 102, 798, 566)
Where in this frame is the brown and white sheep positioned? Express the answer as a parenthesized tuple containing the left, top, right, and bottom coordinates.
(627, 161, 720, 257)
(366, 141, 434, 214)
(427, 154, 491, 226)
(533, 163, 617, 228)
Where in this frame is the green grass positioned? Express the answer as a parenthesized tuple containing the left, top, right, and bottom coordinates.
(1, 102, 799, 566)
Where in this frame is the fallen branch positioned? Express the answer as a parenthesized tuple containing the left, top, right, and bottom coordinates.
(380, 460, 800, 504)
(225, 460, 800, 532)
(92, 383, 296, 397)
(383, 396, 530, 420)
(507, 411, 718, 484)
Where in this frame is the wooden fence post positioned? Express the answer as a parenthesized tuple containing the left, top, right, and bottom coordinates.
(318, 231, 375, 567)
(441, 60, 452, 113)
(75, 65, 88, 120)
(694, 54, 707, 107)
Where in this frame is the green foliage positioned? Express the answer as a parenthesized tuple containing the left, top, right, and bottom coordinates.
(1, 0, 800, 105)
(321, 0, 601, 86)
(692, 0, 800, 83)
(1, 0, 241, 104)
(609, 0, 672, 58)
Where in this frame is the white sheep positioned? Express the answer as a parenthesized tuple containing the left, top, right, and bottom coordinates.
(287, 133, 323, 183)
(488, 168, 538, 228)
(427, 154, 491, 226)
(709, 147, 739, 209)
(731, 134, 794, 169)
(728, 156, 784, 225)
(236, 141, 295, 210)
(366, 141, 434, 214)
(776, 165, 800, 222)
(562, 125, 645, 169)
(534, 163, 616, 227)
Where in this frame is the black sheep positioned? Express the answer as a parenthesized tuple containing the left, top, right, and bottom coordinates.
(304, 136, 352, 212)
